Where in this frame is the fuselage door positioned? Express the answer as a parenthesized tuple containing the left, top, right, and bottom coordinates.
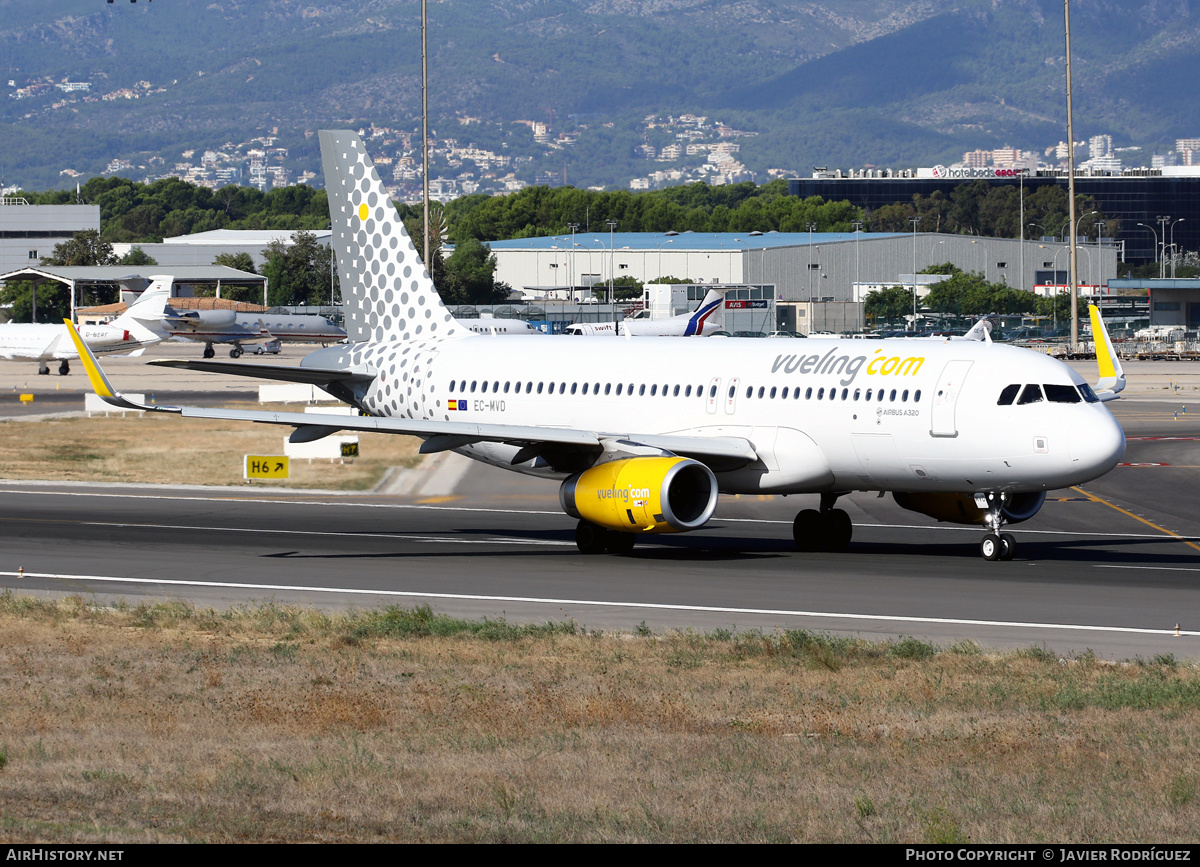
(930, 359, 973, 438)
(706, 376, 721, 415)
(724, 377, 740, 415)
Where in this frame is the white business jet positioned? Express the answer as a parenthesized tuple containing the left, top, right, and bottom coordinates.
(67, 131, 1126, 561)
(0, 278, 170, 375)
(565, 289, 725, 336)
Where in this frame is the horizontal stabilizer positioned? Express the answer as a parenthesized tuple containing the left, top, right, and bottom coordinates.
(149, 359, 375, 386)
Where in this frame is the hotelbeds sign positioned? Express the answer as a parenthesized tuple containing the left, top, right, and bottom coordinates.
(930, 166, 1032, 179)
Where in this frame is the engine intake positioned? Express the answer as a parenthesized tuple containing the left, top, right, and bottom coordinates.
(560, 457, 718, 534)
(893, 491, 1046, 526)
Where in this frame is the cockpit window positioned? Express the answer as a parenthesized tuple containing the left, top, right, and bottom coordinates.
(997, 384, 1020, 405)
(1077, 383, 1100, 403)
(1044, 384, 1082, 403)
(1016, 384, 1044, 405)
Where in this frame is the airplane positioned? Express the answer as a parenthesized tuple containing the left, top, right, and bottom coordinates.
(565, 288, 725, 336)
(454, 317, 543, 335)
(153, 287, 347, 358)
(0, 278, 171, 376)
(67, 130, 1127, 562)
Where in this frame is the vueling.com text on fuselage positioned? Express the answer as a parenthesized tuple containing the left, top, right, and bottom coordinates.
(770, 349, 925, 387)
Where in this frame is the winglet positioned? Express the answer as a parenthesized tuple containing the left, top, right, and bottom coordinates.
(1088, 303, 1126, 400)
(63, 320, 159, 411)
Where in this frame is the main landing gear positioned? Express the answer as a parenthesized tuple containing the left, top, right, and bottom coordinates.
(37, 360, 69, 376)
(202, 343, 215, 359)
(793, 492, 853, 553)
(575, 520, 636, 556)
(976, 492, 1016, 561)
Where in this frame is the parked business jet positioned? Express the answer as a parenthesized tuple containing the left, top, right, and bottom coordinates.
(565, 289, 725, 336)
(454, 317, 543, 335)
(68, 131, 1126, 561)
(0, 279, 170, 375)
(154, 288, 347, 358)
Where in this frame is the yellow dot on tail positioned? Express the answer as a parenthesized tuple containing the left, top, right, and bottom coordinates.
(358, 203, 369, 221)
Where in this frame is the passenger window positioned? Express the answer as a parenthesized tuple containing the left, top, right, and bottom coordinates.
(997, 384, 1020, 406)
(449, 381, 456, 393)
(744, 386, 751, 399)
(470, 381, 477, 393)
(902, 390, 908, 402)
(805, 387, 812, 399)
(558, 383, 565, 394)
(616, 384, 623, 396)
(481, 381, 488, 393)
(841, 388, 848, 400)
(493, 381, 500, 392)
(650, 384, 657, 396)
(1044, 384, 1082, 403)
(571, 383, 577, 395)
(525, 382, 533, 394)
(770, 387, 777, 399)
(914, 389, 921, 402)
(817, 387, 825, 399)
(853, 389, 860, 401)
(731, 386, 739, 399)
(682, 385, 689, 397)
(708, 385, 716, 397)
(537, 382, 543, 394)
(889, 389, 897, 401)
(504, 382, 510, 393)
(605, 384, 612, 395)
(1016, 384, 1043, 405)
(756, 387, 764, 399)
(581, 383, 589, 395)
(639, 384, 646, 396)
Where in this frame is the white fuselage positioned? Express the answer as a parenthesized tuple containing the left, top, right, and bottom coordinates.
(166, 313, 346, 345)
(0, 322, 152, 362)
(303, 334, 1125, 496)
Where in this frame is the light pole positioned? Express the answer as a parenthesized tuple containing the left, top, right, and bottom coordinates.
(567, 222, 578, 298)
(1075, 210, 1096, 288)
(606, 219, 618, 305)
(805, 221, 816, 299)
(1170, 218, 1187, 278)
(1138, 222, 1162, 279)
(851, 220, 863, 298)
(909, 217, 920, 330)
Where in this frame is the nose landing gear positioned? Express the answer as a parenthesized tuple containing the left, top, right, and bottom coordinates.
(976, 492, 1017, 561)
(793, 493, 853, 552)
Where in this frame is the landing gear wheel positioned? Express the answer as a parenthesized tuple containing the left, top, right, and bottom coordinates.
(575, 520, 608, 555)
(793, 509, 822, 551)
(606, 532, 635, 556)
(38, 363, 50, 376)
(981, 533, 1002, 561)
(203, 346, 215, 359)
(824, 509, 853, 552)
(58, 360, 70, 376)
(999, 533, 1016, 561)
(229, 347, 243, 359)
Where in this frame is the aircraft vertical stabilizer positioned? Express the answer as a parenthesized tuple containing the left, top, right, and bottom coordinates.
(318, 130, 464, 345)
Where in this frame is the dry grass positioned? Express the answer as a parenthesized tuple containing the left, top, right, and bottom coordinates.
(0, 405, 421, 489)
(2, 595, 1199, 843)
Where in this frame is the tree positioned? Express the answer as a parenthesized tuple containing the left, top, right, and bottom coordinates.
(118, 247, 158, 266)
(40, 230, 117, 267)
(440, 238, 506, 304)
(260, 231, 335, 307)
(864, 285, 915, 327)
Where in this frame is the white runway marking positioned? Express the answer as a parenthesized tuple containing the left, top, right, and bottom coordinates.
(4, 570, 1194, 639)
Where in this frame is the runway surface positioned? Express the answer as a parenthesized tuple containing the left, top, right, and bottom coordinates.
(1, 351, 1199, 659)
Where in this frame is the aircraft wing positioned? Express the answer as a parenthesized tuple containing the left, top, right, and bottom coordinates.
(69, 323, 758, 469)
(149, 359, 376, 386)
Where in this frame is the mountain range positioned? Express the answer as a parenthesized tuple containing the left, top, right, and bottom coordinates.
(1, 0, 1197, 191)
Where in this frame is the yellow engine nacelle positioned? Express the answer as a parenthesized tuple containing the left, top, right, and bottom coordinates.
(893, 491, 1046, 526)
(559, 457, 718, 534)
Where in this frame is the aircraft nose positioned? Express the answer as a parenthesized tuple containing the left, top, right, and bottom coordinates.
(1069, 408, 1125, 476)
